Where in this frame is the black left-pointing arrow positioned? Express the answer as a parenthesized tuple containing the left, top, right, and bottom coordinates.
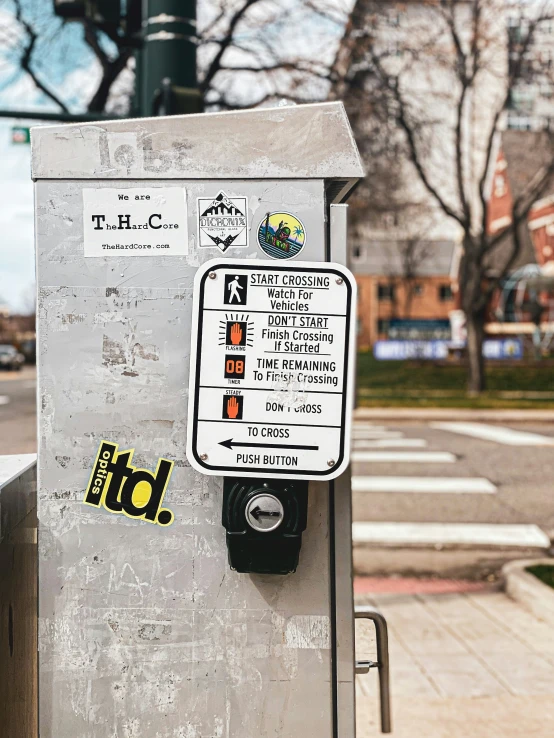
(250, 506, 281, 520)
(219, 438, 319, 451)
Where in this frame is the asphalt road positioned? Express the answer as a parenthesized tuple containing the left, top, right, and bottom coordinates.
(2, 371, 554, 536)
(352, 420, 554, 534)
(0, 366, 37, 454)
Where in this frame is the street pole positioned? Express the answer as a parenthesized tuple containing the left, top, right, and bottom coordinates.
(0, 1, 202, 123)
(139, 0, 202, 116)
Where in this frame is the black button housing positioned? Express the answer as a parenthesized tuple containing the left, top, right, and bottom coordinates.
(222, 477, 308, 574)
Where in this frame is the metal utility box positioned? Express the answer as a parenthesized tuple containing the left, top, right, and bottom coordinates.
(0, 455, 37, 738)
(32, 102, 364, 737)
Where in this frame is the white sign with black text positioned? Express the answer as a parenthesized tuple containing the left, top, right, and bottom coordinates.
(187, 259, 357, 480)
(83, 187, 188, 257)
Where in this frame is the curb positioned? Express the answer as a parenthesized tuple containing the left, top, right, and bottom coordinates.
(354, 408, 554, 422)
(503, 558, 554, 624)
(353, 545, 550, 581)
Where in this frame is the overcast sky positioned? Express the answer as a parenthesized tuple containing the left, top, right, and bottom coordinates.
(0, 119, 35, 311)
(0, 1, 100, 311)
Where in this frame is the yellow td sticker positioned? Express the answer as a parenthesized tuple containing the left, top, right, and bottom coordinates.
(83, 441, 174, 526)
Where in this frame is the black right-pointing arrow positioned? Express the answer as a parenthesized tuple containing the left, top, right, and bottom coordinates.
(219, 438, 318, 451)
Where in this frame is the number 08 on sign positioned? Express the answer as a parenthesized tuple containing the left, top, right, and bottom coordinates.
(186, 259, 357, 480)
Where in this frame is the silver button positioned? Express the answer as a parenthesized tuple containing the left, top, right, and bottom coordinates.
(245, 494, 284, 533)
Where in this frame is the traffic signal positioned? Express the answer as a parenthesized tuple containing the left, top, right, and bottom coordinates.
(53, 1, 138, 36)
(151, 79, 203, 116)
(54, 0, 142, 43)
(53, 0, 87, 18)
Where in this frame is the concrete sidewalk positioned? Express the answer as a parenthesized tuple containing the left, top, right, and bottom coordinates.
(355, 582, 554, 737)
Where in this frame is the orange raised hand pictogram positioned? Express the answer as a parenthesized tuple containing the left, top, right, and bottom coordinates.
(230, 322, 243, 345)
(226, 396, 240, 419)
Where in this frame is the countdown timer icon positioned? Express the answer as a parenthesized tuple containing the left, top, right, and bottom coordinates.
(224, 355, 246, 379)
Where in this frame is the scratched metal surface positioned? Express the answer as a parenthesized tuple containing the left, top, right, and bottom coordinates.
(30, 102, 364, 181)
(36, 178, 335, 737)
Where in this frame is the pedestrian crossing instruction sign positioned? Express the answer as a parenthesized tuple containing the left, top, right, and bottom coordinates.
(187, 258, 357, 480)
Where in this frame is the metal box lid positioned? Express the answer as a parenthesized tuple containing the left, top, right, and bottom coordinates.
(31, 102, 364, 183)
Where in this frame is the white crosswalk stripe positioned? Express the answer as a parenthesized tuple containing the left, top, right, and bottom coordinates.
(349, 422, 551, 565)
(431, 421, 554, 446)
(352, 522, 550, 548)
(351, 451, 455, 463)
(353, 438, 427, 448)
(352, 476, 497, 494)
(0, 395, 9, 405)
(351, 429, 404, 439)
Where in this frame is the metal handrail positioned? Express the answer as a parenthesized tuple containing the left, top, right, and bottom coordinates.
(355, 606, 392, 734)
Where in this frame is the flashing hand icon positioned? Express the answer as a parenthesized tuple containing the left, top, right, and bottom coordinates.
(230, 323, 243, 346)
(226, 396, 240, 419)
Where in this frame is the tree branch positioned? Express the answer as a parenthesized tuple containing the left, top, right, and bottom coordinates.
(216, 61, 331, 81)
(477, 10, 545, 244)
(13, 0, 69, 112)
(83, 21, 132, 113)
(440, 0, 478, 222)
(387, 73, 466, 228)
(200, 0, 263, 93)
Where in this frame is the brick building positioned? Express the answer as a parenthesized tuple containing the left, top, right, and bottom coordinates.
(352, 240, 457, 349)
(0, 312, 36, 362)
(483, 129, 554, 333)
(353, 128, 554, 349)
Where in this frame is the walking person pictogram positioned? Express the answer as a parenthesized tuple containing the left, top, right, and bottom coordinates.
(224, 274, 249, 305)
(228, 276, 243, 303)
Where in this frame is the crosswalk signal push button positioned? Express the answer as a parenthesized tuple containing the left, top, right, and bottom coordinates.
(222, 478, 308, 574)
(189, 258, 356, 574)
(245, 493, 284, 532)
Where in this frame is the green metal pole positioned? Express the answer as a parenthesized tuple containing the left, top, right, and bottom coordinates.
(140, 0, 201, 116)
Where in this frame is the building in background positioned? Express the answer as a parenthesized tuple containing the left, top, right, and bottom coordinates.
(485, 129, 554, 345)
(334, 0, 554, 353)
(334, 0, 504, 350)
(0, 310, 35, 363)
(353, 240, 457, 349)
(507, 2, 554, 130)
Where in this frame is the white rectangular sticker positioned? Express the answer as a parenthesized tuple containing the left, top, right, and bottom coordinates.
(83, 187, 188, 257)
(186, 259, 357, 481)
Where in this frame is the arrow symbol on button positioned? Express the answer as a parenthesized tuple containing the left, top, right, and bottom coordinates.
(250, 506, 281, 520)
(219, 438, 319, 451)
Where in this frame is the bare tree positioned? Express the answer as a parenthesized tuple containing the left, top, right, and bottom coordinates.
(1, 0, 350, 115)
(1, 0, 134, 114)
(197, 0, 350, 110)
(333, 0, 554, 392)
(398, 238, 434, 318)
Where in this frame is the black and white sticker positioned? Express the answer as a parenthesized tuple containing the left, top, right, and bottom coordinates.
(197, 191, 248, 252)
(83, 187, 188, 257)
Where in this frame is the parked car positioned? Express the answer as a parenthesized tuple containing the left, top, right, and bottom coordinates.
(0, 344, 25, 371)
